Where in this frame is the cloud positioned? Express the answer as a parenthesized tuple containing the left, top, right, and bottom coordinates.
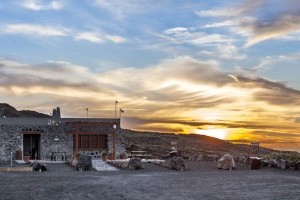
(93, 0, 145, 19)
(244, 15, 300, 47)
(0, 57, 300, 141)
(0, 56, 236, 116)
(195, 0, 264, 18)
(236, 54, 300, 77)
(203, 20, 238, 28)
(198, 0, 300, 46)
(2, 23, 126, 44)
(236, 76, 300, 106)
(4, 24, 70, 36)
(74, 32, 104, 43)
(74, 32, 126, 44)
(161, 27, 232, 46)
(21, 0, 63, 11)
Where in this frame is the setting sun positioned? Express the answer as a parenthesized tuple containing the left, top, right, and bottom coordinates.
(194, 128, 228, 140)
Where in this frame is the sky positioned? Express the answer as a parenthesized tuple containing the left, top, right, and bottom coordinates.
(0, 0, 300, 151)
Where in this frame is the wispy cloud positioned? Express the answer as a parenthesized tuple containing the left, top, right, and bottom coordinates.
(0, 57, 299, 144)
(196, 0, 263, 18)
(4, 24, 70, 36)
(198, 0, 300, 46)
(21, 0, 63, 11)
(161, 27, 232, 46)
(2, 23, 126, 44)
(1, 56, 299, 115)
(200, 44, 246, 60)
(92, 0, 153, 19)
(74, 32, 104, 43)
(75, 32, 126, 44)
(244, 15, 300, 47)
(236, 54, 300, 76)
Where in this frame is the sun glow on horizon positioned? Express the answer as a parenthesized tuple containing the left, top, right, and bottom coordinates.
(194, 127, 228, 140)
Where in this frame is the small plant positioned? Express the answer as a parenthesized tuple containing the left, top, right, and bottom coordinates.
(101, 151, 108, 161)
(24, 152, 30, 156)
(120, 152, 127, 159)
(108, 153, 113, 160)
(101, 151, 108, 157)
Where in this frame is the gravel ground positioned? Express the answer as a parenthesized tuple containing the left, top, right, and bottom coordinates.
(0, 161, 300, 200)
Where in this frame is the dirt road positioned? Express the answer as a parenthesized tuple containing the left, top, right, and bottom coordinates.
(0, 162, 299, 200)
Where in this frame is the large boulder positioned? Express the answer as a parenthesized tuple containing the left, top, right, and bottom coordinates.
(128, 158, 144, 170)
(277, 159, 291, 170)
(76, 155, 92, 171)
(268, 159, 277, 168)
(170, 156, 186, 171)
(217, 153, 236, 170)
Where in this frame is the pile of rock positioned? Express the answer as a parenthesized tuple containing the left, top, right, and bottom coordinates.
(75, 155, 92, 171)
(170, 156, 186, 171)
(261, 152, 300, 170)
(29, 162, 47, 172)
(217, 153, 236, 170)
(107, 160, 129, 169)
(128, 158, 144, 170)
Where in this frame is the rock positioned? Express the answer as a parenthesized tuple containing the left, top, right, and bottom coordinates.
(30, 162, 47, 172)
(128, 158, 144, 170)
(170, 156, 186, 171)
(294, 161, 300, 171)
(217, 153, 236, 170)
(76, 155, 92, 171)
(261, 160, 269, 168)
(268, 159, 277, 168)
(277, 159, 288, 170)
(196, 154, 204, 161)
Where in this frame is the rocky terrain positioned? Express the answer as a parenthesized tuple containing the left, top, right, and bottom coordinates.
(120, 129, 276, 158)
(0, 103, 49, 118)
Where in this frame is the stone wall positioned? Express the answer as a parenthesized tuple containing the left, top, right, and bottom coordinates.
(0, 125, 22, 162)
(0, 118, 49, 126)
(0, 124, 73, 162)
(0, 121, 125, 161)
(106, 131, 127, 159)
(40, 126, 73, 161)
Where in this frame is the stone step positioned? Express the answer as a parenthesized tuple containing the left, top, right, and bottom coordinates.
(92, 160, 118, 171)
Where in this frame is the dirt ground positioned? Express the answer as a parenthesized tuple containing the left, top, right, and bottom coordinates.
(0, 161, 300, 200)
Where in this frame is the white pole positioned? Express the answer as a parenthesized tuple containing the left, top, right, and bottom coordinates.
(11, 151, 13, 167)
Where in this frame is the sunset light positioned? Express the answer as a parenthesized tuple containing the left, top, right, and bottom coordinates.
(194, 127, 228, 140)
(0, 0, 299, 152)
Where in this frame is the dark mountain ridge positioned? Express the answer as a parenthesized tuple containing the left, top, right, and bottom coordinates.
(0, 103, 50, 118)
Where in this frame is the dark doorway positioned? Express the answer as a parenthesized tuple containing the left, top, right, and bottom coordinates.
(23, 134, 41, 159)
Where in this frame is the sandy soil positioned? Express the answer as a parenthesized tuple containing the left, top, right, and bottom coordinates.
(0, 161, 300, 200)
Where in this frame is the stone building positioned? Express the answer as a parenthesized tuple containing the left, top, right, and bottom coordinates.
(0, 107, 126, 162)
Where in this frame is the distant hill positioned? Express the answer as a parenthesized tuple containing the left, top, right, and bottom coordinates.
(0, 103, 50, 118)
(121, 129, 276, 157)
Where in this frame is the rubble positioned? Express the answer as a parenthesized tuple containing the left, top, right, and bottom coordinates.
(75, 155, 92, 171)
(170, 156, 186, 171)
(217, 153, 236, 170)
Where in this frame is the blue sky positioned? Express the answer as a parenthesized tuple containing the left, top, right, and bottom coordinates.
(0, 0, 300, 151)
